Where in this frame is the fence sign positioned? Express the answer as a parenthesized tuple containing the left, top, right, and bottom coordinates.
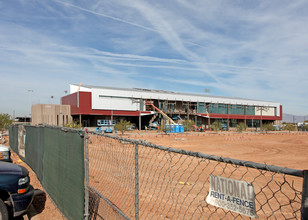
(206, 175, 258, 218)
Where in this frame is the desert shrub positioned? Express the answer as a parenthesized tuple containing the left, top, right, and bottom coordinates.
(114, 119, 131, 134)
(302, 124, 308, 131)
(63, 120, 81, 129)
(236, 122, 247, 133)
(263, 123, 275, 132)
(182, 119, 195, 131)
(211, 121, 222, 132)
(283, 123, 296, 132)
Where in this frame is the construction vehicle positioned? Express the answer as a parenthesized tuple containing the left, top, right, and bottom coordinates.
(97, 119, 115, 133)
(146, 101, 176, 125)
(146, 101, 184, 133)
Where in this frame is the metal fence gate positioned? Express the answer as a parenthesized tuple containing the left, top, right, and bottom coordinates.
(85, 131, 308, 219)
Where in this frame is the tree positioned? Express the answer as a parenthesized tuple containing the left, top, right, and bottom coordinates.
(114, 119, 131, 134)
(301, 124, 308, 131)
(182, 119, 195, 131)
(283, 123, 296, 133)
(211, 121, 222, 132)
(263, 123, 275, 133)
(236, 122, 247, 133)
(0, 113, 13, 134)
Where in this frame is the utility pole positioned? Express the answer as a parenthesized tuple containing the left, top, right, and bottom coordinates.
(139, 111, 141, 132)
(244, 105, 247, 127)
(257, 106, 267, 130)
(260, 107, 263, 129)
(252, 118, 254, 131)
(227, 104, 230, 130)
(27, 90, 33, 119)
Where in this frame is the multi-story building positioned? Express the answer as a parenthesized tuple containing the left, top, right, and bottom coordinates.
(61, 84, 282, 129)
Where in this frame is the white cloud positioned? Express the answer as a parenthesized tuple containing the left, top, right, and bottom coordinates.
(0, 0, 307, 115)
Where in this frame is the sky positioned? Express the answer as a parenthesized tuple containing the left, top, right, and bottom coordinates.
(1, 0, 308, 117)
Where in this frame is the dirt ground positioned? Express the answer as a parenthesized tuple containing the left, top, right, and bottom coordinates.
(123, 131, 308, 170)
(3, 131, 308, 219)
(88, 131, 308, 219)
(1, 135, 65, 220)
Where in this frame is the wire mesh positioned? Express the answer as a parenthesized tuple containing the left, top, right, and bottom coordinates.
(88, 134, 136, 219)
(87, 132, 303, 219)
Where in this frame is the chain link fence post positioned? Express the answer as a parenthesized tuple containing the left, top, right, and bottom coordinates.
(302, 170, 308, 220)
(135, 143, 139, 220)
(84, 130, 89, 220)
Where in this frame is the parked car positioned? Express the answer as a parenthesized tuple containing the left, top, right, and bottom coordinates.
(0, 145, 12, 162)
(0, 161, 35, 219)
(221, 124, 228, 131)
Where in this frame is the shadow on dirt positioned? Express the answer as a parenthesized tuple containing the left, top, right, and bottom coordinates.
(30, 189, 46, 216)
(13, 189, 46, 219)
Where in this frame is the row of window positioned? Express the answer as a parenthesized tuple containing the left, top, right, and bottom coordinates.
(209, 104, 253, 115)
(208, 104, 275, 115)
(149, 100, 275, 116)
(214, 119, 261, 128)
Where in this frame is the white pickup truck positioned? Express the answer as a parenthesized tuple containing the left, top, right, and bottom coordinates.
(0, 144, 11, 162)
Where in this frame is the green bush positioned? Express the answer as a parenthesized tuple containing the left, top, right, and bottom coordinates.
(182, 119, 195, 131)
(283, 123, 296, 132)
(211, 121, 222, 132)
(236, 122, 247, 133)
(302, 124, 308, 131)
(0, 113, 12, 134)
(263, 123, 275, 132)
(114, 119, 131, 134)
(63, 120, 81, 129)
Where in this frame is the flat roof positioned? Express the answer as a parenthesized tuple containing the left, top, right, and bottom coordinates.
(71, 83, 274, 103)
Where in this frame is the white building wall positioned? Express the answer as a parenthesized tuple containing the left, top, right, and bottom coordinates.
(255, 107, 276, 116)
(73, 84, 281, 117)
(93, 95, 140, 111)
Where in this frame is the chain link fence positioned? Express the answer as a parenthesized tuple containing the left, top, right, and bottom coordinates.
(86, 131, 307, 219)
(9, 125, 85, 220)
(8, 125, 308, 219)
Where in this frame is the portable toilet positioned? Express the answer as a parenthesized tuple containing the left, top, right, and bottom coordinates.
(175, 124, 180, 133)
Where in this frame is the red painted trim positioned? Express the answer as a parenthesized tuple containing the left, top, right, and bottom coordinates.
(61, 93, 79, 114)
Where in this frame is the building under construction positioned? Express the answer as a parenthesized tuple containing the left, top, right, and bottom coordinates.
(61, 84, 282, 130)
